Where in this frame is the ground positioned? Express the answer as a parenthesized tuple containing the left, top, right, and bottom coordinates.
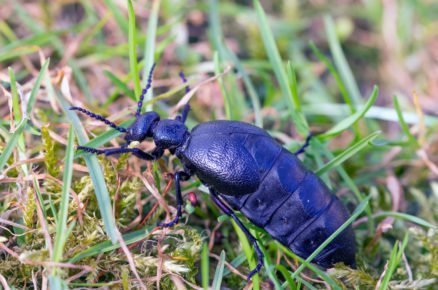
(0, 1, 437, 289)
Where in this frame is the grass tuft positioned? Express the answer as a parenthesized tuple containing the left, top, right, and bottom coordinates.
(1, 1, 436, 288)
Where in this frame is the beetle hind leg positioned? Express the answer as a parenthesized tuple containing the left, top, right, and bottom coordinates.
(210, 190, 264, 281)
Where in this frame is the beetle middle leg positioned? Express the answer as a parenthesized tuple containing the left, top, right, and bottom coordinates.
(210, 189, 264, 281)
(158, 170, 191, 227)
(293, 133, 313, 156)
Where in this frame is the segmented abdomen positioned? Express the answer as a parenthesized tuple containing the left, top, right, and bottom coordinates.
(221, 143, 356, 268)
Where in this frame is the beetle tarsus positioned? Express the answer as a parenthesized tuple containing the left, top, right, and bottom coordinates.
(77, 146, 106, 155)
(247, 259, 263, 281)
(294, 133, 313, 156)
(158, 204, 181, 227)
(104, 147, 156, 160)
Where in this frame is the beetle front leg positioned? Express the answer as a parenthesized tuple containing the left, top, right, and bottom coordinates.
(210, 190, 264, 281)
(158, 171, 191, 228)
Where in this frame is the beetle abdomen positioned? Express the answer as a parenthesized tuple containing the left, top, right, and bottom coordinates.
(264, 170, 356, 268)
(222, 148, 356, 268)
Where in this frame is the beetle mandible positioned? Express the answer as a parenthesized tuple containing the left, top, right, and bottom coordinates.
(71, 64, 356, 280)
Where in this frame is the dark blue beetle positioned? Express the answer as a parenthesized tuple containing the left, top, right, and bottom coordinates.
(71, 65, 356, 280)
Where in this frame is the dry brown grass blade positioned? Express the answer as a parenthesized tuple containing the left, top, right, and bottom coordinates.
(171, 65, 232, 116)
(33, 180, 53, 257)
(0, 273, 11, 290)
(115, 229, 147, 290)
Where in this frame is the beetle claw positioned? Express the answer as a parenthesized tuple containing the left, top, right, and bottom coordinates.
(157, 217, 179, 228)
(246, 262, 263, 281)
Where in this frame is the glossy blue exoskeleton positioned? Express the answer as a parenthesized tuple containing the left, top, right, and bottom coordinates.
(71, 65, 356, 280)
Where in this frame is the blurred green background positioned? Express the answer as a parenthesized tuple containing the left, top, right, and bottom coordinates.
(0, 0, 437, 289)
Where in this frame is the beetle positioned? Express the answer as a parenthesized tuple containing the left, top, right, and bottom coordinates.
(71, 64, 356, 280)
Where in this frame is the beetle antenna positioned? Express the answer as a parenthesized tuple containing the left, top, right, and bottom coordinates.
(179, 70, 191, 123)
(136, 63, 156, 118)
(70, 106, 127, 133)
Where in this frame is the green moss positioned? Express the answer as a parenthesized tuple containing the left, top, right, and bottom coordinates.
(23, 187, 37, 244)
(41, 125, 59, 177)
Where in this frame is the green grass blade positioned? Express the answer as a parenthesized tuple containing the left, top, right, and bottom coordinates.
(127, 0, 141, 98)
(275, 264, 297, 290)
(223, 253, 246, 277)
(374, 212, 437, 229)
(309, 42, 353, 112)
(277, 242, 339, 288)
(13, 0, 65, 52)
(104, 70, 136, 101)
(52, 126, 75, 263)
(8, 67, 30, 176)
(8, 68, 21, 122)
(292, 195, 371, 279)
(142, 0, 160, 112)
(0, 118, 26, 172)
(55, 88, 118, 243)
(0, 46, 41, 62)
(319, 86, 379, 139)
(103, 0, 128, 33)
(201, 242, 210, 290)
(225, 48, 263, 127)
(298, 278, 317, 290)
(68, 227, 155, 263)
(214, 51, 232, 120)
(68, 60, 93, 103)
(231, 220, 260, 289)
(378, 233, 409, 290)
(316, 131, 381, 176)
(301, 103, 438, 125)
(0, 32, 54, 54)
(33, 176, 48, 222)
(259, 246, 282, 289)
(212, 250, 226, 290)
(48, 276, 68, 290)
(286, 61, 302, 112)
(208, 0, 263, 127)
(0, 21, 17, 41)
(254, 0, 308, 134)
(312, 138, 375, 233)
(27, 59, 50, 116)
(324, 15, 362, 105)
(393, 95, 418, 147)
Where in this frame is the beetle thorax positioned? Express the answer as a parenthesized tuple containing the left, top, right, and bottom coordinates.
(152, 119, 189, 150)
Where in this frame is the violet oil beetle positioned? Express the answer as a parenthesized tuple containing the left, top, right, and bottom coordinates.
(71, 65, 356, 280)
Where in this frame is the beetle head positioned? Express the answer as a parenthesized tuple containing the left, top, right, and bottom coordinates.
(124, 111, 160, 143)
